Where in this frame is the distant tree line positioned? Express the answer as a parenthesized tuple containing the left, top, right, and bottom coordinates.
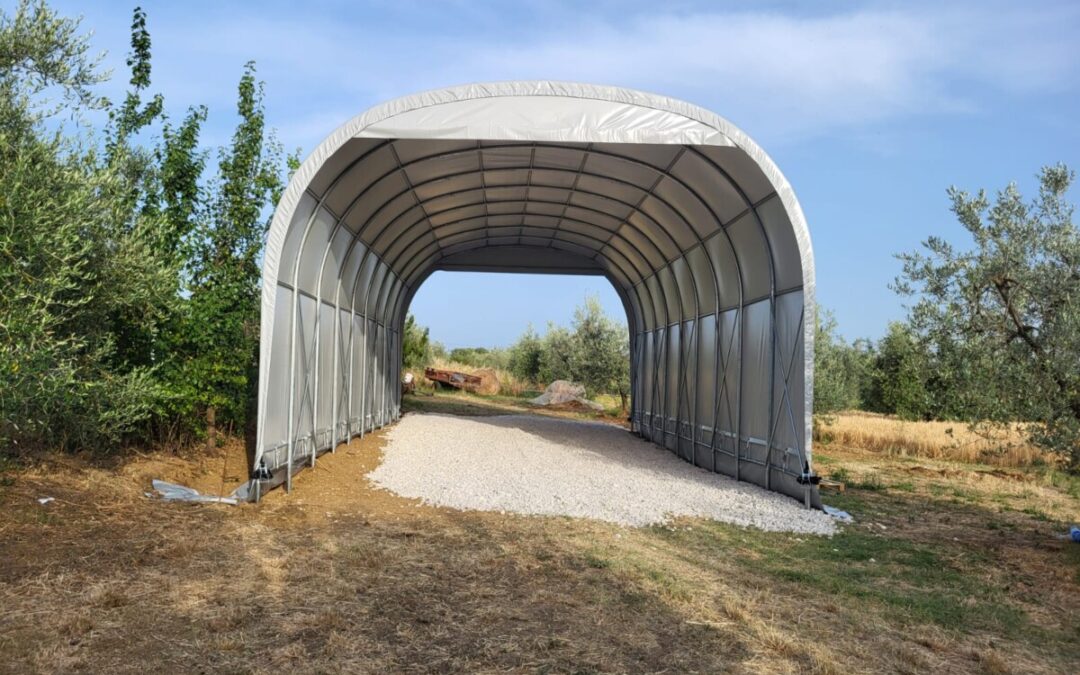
(403, 297, 631, 406)
(815, 314, 955, 419)
(1, 2, 296, 453)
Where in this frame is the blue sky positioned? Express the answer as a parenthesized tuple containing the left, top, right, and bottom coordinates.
(48, 0, 1080, 347)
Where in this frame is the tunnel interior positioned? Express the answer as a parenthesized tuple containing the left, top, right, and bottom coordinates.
(254, 82, 818, 506)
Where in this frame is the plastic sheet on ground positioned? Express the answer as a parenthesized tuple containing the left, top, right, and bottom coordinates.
(150, 479, 244, 505)
(823, 505, 854, 523)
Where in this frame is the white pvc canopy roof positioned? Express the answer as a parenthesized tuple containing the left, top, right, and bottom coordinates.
(255, 82, 818, 505)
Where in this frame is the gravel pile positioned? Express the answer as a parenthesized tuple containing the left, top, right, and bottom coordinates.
(369, 413, 835, 534)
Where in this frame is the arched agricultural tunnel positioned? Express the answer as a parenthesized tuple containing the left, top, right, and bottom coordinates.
(253, 81, 820, 507)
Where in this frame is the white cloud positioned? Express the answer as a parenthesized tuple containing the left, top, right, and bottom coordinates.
(415, 5, 1078, 142)
(75, 1, 1080, 152)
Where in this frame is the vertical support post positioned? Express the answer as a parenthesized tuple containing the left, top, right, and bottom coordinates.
(757, 216, 779, 492)
(369, 318, 377, 431)
(311, 304, 320, 469)
(735, 305, 743, 483)
(360, 316, 369, 436)
(330, 303, 340, 453)
(378, 323, 386, 426)
(347, 306, 355, 440)
(285, 298, 297, 493)
(651, 324, 663, 444)
(765, 297, 777, 491)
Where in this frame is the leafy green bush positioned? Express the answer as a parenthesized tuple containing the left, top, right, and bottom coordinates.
(1, 2, 291, 452)
(402, 314, 431, 369)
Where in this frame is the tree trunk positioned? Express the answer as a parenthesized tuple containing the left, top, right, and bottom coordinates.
(206, 406, 216, 453)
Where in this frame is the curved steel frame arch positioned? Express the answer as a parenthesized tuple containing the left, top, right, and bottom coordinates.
(254, 81, 819, 507)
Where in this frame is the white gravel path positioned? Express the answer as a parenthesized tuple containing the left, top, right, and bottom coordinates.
(368, 413, 835, 535)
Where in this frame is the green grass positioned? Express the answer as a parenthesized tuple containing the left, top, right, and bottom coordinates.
(826, 466, 887, 492)
(1046, 469, 1080, 500)
(583, 552, 611, 569)
(1019, 506, 1053, 522)
(927, 482, 951, 497)
(652, 518, 1028, 634)
(950, 487, 980, 502)
(602, 550, 695, 603)
(851, 474, 887, 491)
(826, 466, 851, 483)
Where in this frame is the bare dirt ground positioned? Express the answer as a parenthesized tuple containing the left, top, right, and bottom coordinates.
(1, 395, 1078, 673)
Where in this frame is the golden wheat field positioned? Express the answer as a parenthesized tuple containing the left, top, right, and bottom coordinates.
(816, 411, 1051, 467)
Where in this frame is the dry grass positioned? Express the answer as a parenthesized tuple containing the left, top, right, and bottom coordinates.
(1, 404, 1078, 673)
(817, 411, 1052, 468)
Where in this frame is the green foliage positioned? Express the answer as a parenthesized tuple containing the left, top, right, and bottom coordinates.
(813, 308, 871, 415)
(147, 104, 208, 259)
(896, 164, 1080, 468)
(106, 6, 161, 153)
(447, 346, 510, 370)
(537, 323, 575, 384)
(567, 296, 629, 400)
(427, 296, 629, 403)
(507, 296, 630, 402)
(863, 322, 930, 420)
(176, 61, 286, 431)
(507, 324, 542, 382)
(429, 340, 447, 360)
(0, 0, 106, 119)
(402, 314, 430, 369)
(1, 2, 291, 452)
(0, 2, 173, 451)
(450, 346, 485, 364)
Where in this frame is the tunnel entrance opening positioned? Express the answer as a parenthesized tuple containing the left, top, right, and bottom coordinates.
(253, 82, 819, 507)
(407, 269, 631, 405)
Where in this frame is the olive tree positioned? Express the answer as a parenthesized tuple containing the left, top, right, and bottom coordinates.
(507, 324, 543, 383)
(567, 296, 629, 402)
(0, 1, 173, 451)
(895, 165, 1080, 468)
(813, 308, 876, 415)
(864, 322, 930, 420)
(402, 314, 430, 369)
